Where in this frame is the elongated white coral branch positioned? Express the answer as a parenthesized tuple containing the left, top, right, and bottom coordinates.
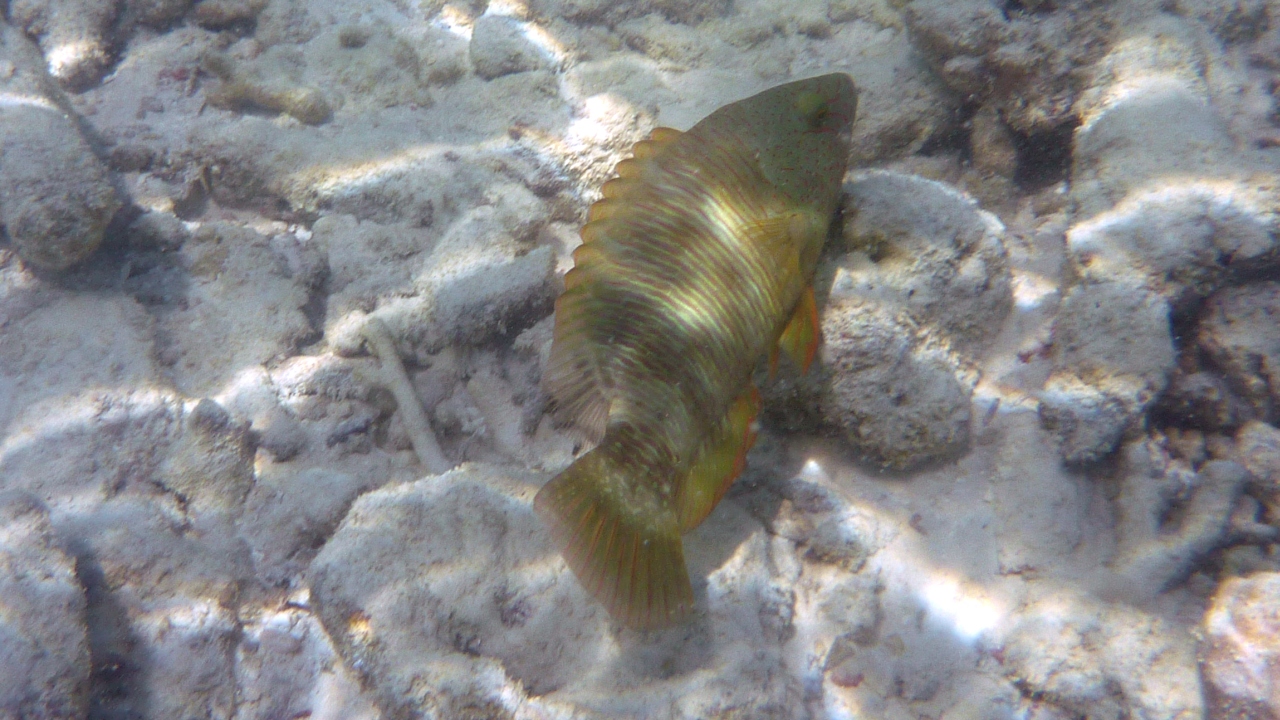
(361, 317, 452, 475)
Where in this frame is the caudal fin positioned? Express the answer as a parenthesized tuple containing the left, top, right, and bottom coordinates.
(534, 448, 693, 629)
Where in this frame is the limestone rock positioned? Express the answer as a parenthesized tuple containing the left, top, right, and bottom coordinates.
(1039, 281, 1175, 464)
(764, 171, 1010, 470)
(154, 222, 318, 397)
(814, 300, 972, 470)
(1199, 283, 1280, 425)
(311, 463, 815, 719)
(1110, 438, 1248, 599)
(470, 15, 551, 80)
(1038, 15, 1280, 464)
(0, 493, 89, 720)
(837, 170, 1012, 351)
(1234, 420, 1280, 522)
(1201, 572, 1280, 719)
(9, 0, 119, 89)
(0, 24, 120, 270)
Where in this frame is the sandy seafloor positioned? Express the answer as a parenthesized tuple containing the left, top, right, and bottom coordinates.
(2, 0, 1280, 718)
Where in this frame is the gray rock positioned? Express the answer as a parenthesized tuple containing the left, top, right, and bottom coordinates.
(1111, 440, 1248, 600)
(816, 299, 972, 470)
(311, 463, 810, 720)
(0, 493, 89, 720)
(469, 15, 550, 80)
(1039, 281, 1175, 464)
(839, 170, 1012, 351)
(1198, 282, 1280, 424)
(0, 24, 121, 270)
(1201, 572, 1280, 720)
(1154, 370, 1250, 431)
(764, 170, 1010, 470)
(1042, 15, 1280, 465)
(155, 222, 315, 396)
(1233, 420, 1280, 522)
(8, 0, 117, 89)
(1005, 587, 1204, 720)
(237, 466, 366, 586)
(63, 496, 251, 720)
(329, 188, 558, 359)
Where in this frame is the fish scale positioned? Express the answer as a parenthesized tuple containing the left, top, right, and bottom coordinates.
(537, 73, 857, 629)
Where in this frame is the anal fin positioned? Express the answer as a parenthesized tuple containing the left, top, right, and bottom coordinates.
(778, 286, 820, 375)
(677, 385, 761, 533)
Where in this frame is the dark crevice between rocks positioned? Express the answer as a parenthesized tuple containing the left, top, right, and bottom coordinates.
(1000, 0, 1057, 21)
(295, 258, 330, 351)
(1012, 120, 1077, 191)
(918, 102, 979, 163)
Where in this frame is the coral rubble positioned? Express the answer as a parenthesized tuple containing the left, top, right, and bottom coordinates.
(0, 0, 1278, 718)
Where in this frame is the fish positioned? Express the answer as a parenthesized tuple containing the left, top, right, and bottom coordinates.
(535, 73, 857, 629)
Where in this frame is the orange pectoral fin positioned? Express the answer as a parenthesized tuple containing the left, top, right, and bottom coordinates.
(677, 385, 761, 533)
(779, 286, 820, 374)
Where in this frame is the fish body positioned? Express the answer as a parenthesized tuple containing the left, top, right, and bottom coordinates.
(536, 74, 857, 628)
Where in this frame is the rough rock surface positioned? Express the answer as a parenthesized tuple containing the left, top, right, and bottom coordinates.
(311, 463, 817, 720)
(0, 0, 1278, 718)
(765, 170, 1011, 470)
(0, 24, 120, 271)
(1202, 572, 1280, 720)
(1040, 13, 1280, 463)
(1039, 281, 1175, 464)
(1235, 420, 1280, 523)
(1110, 438, 1248, 600)
(0, 493, 89, 720)
(8, 0, 120, 89)
(1004, 587, 1205, 720)
(470, 15, 554, 80)
(151, 222, 320, 396)
(1199, 283, 1280, 425)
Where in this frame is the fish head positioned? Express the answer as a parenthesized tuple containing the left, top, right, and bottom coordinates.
(740, 73, 858, 211)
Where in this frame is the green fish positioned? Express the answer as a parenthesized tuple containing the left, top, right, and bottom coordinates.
(536, 74, 857, 628)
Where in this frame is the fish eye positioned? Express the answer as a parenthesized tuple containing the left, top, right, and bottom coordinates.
(795, 91, 830, 128)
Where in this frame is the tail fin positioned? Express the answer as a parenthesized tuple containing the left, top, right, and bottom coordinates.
(534, 447, 693, 629)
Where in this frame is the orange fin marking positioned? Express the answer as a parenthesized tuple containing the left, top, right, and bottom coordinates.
(677, 385, 761, 533)
(779, 286, 820, 374)
(534, 445, 693, 629)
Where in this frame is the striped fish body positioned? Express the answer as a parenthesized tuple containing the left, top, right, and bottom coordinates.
(536, 74, 857, 628)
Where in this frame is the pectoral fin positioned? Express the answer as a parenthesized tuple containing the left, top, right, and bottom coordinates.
(677, 385, 761, 532)
(778, 286, 820, 375)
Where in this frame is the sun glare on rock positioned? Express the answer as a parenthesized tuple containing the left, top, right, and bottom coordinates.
(917, 575, 1004, 643)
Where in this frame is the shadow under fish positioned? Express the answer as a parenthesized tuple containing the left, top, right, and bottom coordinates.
(537, 73, 858, 629)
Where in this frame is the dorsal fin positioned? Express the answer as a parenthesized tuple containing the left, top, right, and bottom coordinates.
(547, 128, 687, 435)
(649, 126, 683, 145)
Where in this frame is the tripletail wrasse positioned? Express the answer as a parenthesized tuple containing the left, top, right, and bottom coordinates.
(536, 74, 857, 628)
